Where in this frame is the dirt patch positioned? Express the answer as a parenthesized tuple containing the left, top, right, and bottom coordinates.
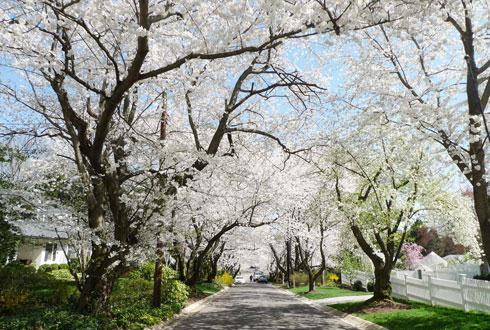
(346, 299, 411, 314)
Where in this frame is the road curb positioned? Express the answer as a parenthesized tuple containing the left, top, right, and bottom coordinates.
(149, 286, 230, 329)
(279, 287, 387, 330)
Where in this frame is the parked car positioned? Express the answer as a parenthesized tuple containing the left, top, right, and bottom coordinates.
(253, 271, 264, 281)
(234, 276, 246, 284)
(257, 275, 268, 283)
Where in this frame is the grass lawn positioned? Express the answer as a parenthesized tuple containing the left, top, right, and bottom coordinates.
(289, 285, 372, 300)
(191, 282, 223, 298)
(331, 299, 490, 330)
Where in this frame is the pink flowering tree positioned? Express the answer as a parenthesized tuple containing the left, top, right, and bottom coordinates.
(401, 243, 425, 270)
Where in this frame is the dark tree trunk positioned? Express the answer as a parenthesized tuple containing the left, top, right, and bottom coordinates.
(232, 265, 241, 278)
(286, 240, 293, 288)
(308, 273, 315, 292)
(372, 266, 392, 301)
(207, 256, 218, 282)
(77, 245, 126, 314)
(187, 254, 205, 287)
(152, 238, 164, 307)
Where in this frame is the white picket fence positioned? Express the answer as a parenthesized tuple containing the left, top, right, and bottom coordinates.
(391, 272, 490, 313)
(342, 269, 490, 313)
(393, 264, 480, 282)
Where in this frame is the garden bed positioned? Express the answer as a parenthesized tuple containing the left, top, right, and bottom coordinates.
(0, 263, 189, 330)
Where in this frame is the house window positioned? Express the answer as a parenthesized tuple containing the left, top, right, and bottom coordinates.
(44, 243, 57, 261)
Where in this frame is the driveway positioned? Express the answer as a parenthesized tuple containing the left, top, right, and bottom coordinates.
(162, 283, 361, 329)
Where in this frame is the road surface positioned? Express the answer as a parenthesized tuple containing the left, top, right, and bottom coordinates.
(164, 283, 361, 329)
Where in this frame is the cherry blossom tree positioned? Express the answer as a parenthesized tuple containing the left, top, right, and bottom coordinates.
(329, 126, 476, 301)
(340, 0, 490, 267)
(0, 0, 329, 313)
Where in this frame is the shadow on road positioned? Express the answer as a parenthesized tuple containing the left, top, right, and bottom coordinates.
(165, 283, 359, 329)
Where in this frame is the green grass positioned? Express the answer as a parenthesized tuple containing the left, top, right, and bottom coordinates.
(289, 285, 372, 300)
(331, 299, 490, 330)
(192, 282, 223, 297)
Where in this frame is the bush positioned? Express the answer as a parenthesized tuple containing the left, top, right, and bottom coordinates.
(474, 274, 490, 281)
(352, 280, 365, 292)
(215, 272, 234, 287)
(0, 287, 30, 313)
(49, 269, 75, 281)
(127, 262, 156, 281)
(0, 263, 77, 313)
(292, 272, 309, 286)
(162, 279, 188, 312)
(328, 273, 340, 283)
(367, 281, 374, 292)
(0, 264, 186, 329)
(38, 264, 59, 273)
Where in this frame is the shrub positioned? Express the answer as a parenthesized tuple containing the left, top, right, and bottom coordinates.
(292, 272, 309, 286)
(367, 281, 374, 292)
(162, 279, 188, 312)
(49, 269, 74, 281)
(0, 287, 30, 313)
(474, 274, 490, 281)
(215, 272, 234, 287)
(38, 264, 58, 273)
(328, 273, 340, 283)
(127, 262, 156, 281)
(58, 264, 69, 270)
(352, 280, 365, 292)
(0, 263, 77, 313)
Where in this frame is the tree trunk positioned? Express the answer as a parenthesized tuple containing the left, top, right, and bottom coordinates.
(187, 254, 205, 287)
(286, 240, 292, 288)
(207, 256, 218, 282)
(77, 246, 124, 314)
(308, 272, 315, 292)
(372, 266, 392, 301)
(152, 238, 164, 308)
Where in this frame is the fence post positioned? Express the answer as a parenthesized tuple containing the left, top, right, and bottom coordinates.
(404, 275, 408, 299)
(458, 274, 468, 312)
(427, 275, 434, 306)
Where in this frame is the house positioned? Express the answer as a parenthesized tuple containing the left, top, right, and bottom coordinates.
(12, 220, 70, 269)
(414, 251, 448, 271)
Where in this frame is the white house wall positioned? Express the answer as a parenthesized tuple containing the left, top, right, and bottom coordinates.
(16, 238, 68, 268)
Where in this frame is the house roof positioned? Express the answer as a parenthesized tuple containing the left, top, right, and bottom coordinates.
(416, 252, 448, 269)
(11, 220, 69, 239)
(2, 189, 75, 240)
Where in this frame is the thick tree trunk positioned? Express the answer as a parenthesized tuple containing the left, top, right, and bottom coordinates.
(77, 246, 125, 314)
(152, 238, 164, 308)
(187, 254, 205, 287)
(474, 194, 490, 270)
(207, 257, 218, 282)
(372, 266, 392, 301)
(308, 272, 315, 292)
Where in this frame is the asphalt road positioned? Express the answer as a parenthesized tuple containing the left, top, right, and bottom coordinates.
(164, 283, 361, 330)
